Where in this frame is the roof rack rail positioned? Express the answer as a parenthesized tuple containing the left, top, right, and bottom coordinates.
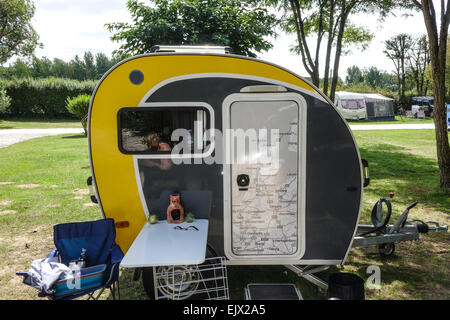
(150, 45, 233, 54)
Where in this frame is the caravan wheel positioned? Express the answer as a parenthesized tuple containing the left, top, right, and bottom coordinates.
(156, 265, 201, 300)
(141, 243, 218, 300)
(142, 265, 200, 300)
(378, 243, 395, 257)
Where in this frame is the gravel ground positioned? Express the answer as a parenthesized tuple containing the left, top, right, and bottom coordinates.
(0, 128, 84, 148)
(0, 124, 436, 149)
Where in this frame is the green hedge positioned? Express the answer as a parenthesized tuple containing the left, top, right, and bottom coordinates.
(0, 77, 97, 117)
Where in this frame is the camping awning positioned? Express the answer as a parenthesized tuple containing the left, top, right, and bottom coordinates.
(362, 93, 394, 102)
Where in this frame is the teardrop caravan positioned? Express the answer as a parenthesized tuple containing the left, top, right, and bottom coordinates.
(88, 47, 364, 267)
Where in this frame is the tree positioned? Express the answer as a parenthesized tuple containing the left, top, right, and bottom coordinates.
(31, 56, 52, 78)
(425, 39, 450, 97)
(106, 0, 278, 58)
(345, 65, 396, 90)
(383, 33, 414, 102)
(83, 52, 96, 80)
(364, 66, 384, 89)
(275, 0, 373, 93)
(412, 0, 450, 190)
(71, 55, 86, 81)
(273, 0, 399, 100)
(409, 35, 430, 96)
(95, 52, 111, 79)
(345, 65, 364, 85)
(328, 0, 392, 102)
(282, 0, 328, 87)
(0, 52, 118, 80)
(329, 0, 359, 101)
(8, 58, 32, 78)
(0, 0, 41, 64)
(52, 58, 70, 78)
(446, 38, 450, 95)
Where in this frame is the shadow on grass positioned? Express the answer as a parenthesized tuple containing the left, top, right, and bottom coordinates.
(61, 134, 87, 139)
(343, 249, 449, 299)
(0, 116, 77, 122)
(359, 143, 447, 213)
(347, 119, 395, 124)
(111, 265, 328, 300)
(227, 265, 330, 300)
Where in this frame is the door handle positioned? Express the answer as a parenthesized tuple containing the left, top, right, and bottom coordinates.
(237, 174, 250, 190)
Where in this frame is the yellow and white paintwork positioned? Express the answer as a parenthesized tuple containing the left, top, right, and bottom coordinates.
(88, 53, 323, 253)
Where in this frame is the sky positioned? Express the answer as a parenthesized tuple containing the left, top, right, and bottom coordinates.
(28, 0, 430, 79)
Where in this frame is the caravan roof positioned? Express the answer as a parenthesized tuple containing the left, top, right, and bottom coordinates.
(335, 91, 365, 100)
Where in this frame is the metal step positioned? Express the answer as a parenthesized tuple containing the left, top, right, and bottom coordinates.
(244, 283, 303, 300)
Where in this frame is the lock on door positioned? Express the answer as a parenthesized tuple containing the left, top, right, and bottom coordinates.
(237, 174, 250, 191)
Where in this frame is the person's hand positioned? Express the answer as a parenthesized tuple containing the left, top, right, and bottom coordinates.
(159, 159, 172, 170)
(139, 171, 145, 186)
(142, 159, 160, 168)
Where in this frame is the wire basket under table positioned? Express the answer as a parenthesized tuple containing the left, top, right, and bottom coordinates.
(153, 256, 229, 300)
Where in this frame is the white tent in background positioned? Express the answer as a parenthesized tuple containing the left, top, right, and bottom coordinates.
(362, 93, 395, 121)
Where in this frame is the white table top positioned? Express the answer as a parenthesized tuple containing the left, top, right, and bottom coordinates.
(120, 219, 209, 268)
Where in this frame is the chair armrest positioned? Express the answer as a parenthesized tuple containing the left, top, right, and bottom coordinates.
(103, 244, 124, 288)
(110, 243, 124, 265)
(46, 248, 59, 259)
(104, 263, 119, 288)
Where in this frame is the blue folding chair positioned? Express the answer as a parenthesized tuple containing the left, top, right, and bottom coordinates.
(51, 218, 124, 300)
(18, 218, 124, 300)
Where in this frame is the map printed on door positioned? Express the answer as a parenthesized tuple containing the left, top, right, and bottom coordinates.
(230, 100, 300, 256)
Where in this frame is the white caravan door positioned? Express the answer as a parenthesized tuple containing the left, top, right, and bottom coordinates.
(223, 93, 306, 263)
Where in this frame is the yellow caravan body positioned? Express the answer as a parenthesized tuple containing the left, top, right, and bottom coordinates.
(89, 54, 322, 253)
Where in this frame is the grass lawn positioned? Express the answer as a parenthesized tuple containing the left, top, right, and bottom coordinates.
(0, 115, 433, 131)
(0, 118, 81, 129)
(0, 130, 448, 300)
(347, 116, 434, 125)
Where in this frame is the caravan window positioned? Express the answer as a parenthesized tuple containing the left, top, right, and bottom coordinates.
(341, 99, 365, 110)
(118, 107, 211, 154)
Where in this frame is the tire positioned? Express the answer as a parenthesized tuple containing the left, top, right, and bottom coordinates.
(132, 268, 142, 281)
(142, 267, 156, 299)
(378, 243, 395, 257)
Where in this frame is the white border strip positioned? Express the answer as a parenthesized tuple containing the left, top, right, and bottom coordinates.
(138, 73, 327, 105)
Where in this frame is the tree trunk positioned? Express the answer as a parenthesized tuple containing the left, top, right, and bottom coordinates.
(289, 0, 320, 87)
(329, 8, 349, 103)
(323, 41, 333, 96)
(323, 0, 336, 97)
(400, 53, 406, 100)
(432, 64, 450, 190)
(418, 0, 450, 190)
